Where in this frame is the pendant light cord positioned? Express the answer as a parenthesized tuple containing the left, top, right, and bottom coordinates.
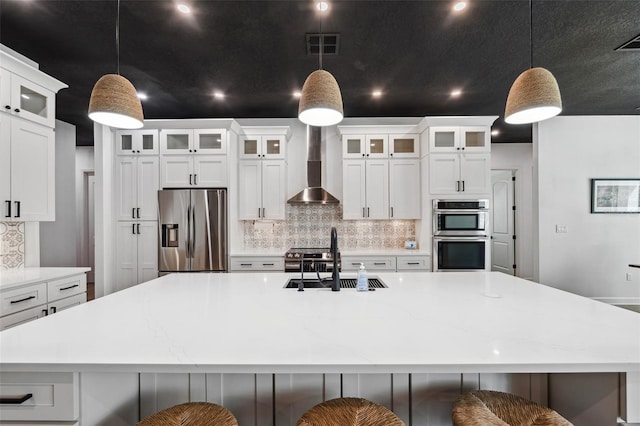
(529, 0, 533, 68)
(319, 12, 323, 70)
(116, 0, 121, 75)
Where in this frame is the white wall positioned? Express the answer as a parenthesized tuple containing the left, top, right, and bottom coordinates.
(40, 120, 77, 267)
(535, 116, 640, 303)
(491, 143, 534, 280)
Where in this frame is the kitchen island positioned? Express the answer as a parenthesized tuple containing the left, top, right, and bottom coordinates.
(1, 272, 638, 425)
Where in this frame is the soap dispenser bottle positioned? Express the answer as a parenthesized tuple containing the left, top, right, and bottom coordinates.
(357, 263, 368, 292)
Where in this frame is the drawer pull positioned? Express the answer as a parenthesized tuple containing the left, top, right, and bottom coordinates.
(351, 263, 360, 266)
(10, 295, 36, 304)
(262, 263, 274, 266)
(240, 263, 252, 266)
(60, 284, 79, 291)
(373, 262, 386, 265)
(407, 262, 420, 265)
(0, 393, 33, 404)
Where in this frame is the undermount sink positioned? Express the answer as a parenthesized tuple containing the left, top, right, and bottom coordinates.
(284, 278, 388, 289)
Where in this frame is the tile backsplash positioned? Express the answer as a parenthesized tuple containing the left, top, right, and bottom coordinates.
(243, 205, 416, 250)
(0, 222, 25, 269)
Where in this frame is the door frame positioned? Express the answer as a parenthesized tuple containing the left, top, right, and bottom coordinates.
(490, 168, 523, 278)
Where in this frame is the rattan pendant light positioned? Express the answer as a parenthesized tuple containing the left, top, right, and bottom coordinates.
(504, 0, 561, 125)
(298, 5, 343, 127)
(88, 0, 144, 129)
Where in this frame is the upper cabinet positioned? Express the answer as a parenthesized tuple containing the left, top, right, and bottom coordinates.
(1, 50, 67, 129)
(239, 135, 285, 159)
(389, 133, 420, 158)
(342, 134, 389, 159)
(116, 130, 159, 155)
(427, 126, 490, 153)
(160, 128, 227, 155)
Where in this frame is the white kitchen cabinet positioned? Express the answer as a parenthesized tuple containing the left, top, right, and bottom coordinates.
(160, 128, 227, 155)
(116, 221, 158, 292)
(238, 160, 286, 220)
(0, 114, 55, 221)
(229, 256, 284, 272)
(389, 133, 420, 158)
(115, 156, 159, 221)
(341, 256, 397, 271)
(0, 272, 87, 331)
(429, 153, 490, 194)
(239, 135, 285, 159)
(115, 129, 159, 155)
(0, 69, 59, 128)
(396, 255, 431, 271)
(389, 159, 421, 219)
(342, 159, 389, 219)
(342, 134, 389, 159)
(0, 372, 79, 422)
(160, 155, 227, 188)
(428, 126, 490, 153)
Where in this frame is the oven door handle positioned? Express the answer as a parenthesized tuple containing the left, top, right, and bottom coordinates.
(433, 235, 487, 241)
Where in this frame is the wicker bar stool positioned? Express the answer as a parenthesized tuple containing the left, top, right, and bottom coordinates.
(137, 402, 238, 426)
(296, 397, 405, 426)
(452, 390, 573, 426)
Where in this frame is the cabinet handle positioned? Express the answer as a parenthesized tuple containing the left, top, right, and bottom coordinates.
(367, 207, 370, 217)
(42, 309, 49, 316)
(137, 223, 141, 234)
(194, 174, 198, 185)
(4, 105, 10, 110)
(50, 306, 57, 314)
(457, 147, 461, 151)
(461, 147, 465, 150)
(461, 180, 465, 191)
(262, 207, 265, 217)
(351, 262, 361, 266)
(362, 207, 365, 218)
(60, 284, 79, 291)
(240, 263, 252, 266)
(5, 200, 10, 218)
(407, 262, 420, 265)
(137, 207, 141, 218)
(14, 201, 20, 218)
(456, 181, 460, 192)
(14, 108, 20, 113)
(0, 393, 33, 404)
(132, 224, 136, 235)
(390, 207, 394, 217)
(373, 262, 386, 265)
(10, 295, 35, 304)
(132, 208, 135, 219)
(258, 208, 261, 218)
(390, 153, 393, 157)
(189, 174, 193, 185)
(262, 263, 274, 266)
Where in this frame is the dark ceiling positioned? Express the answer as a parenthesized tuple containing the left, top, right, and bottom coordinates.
(1, 0, 638, 146)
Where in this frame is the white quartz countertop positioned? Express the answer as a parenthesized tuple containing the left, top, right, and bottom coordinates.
(0, 267, 91, 290)
(0, 272, 638, 374)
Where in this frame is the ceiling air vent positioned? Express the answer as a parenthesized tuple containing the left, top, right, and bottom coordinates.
(306, 33, 340, 55)
(615, 34, 640, 51)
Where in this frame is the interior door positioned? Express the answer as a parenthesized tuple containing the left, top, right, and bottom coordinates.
(491, 170, 515, 275)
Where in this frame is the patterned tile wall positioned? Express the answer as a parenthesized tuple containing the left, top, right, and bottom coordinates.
(0, 222, 25, 269)
(243, 205, 416, 250)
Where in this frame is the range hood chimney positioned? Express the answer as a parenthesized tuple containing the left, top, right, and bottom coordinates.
(287, 125, 340, 204)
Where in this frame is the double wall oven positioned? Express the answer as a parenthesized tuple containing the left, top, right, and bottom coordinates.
(433, 199, 489, 271)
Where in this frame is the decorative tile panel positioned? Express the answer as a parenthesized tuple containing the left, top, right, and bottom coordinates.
(243, 205, 416, 250)
(0, 222, 25, 269)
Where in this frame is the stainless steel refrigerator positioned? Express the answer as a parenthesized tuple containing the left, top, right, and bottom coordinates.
(158, 189, 227, 274)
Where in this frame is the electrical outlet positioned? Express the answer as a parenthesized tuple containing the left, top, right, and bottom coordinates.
(555, 225, 567, 233)
(626, 273, 633, 281)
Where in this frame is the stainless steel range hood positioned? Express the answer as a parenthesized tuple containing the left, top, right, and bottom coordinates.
(287, 126, 340, 204)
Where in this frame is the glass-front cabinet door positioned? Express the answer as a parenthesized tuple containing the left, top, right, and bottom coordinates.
(160, 129, 193, 155)
(342, 135, 366, 159)
(429, 126, 490, 153)
(365, 135, 388, 158)
(116, 130, 159, 155)
(195, 129, 227, 154)
(461, 126, 490, 152)
(262, 135, 285, 159)
(429, 127, 459, 152)
(239, 135, 285, 159)
(389, 133, 419, 158)
(8, 74, 55, 128)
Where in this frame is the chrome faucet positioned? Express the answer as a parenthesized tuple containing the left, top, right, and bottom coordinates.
(330, 226, 340, 291)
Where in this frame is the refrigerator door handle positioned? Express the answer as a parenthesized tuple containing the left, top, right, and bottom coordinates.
(186, 205, 191, 259)
(191, 203, 196, 258)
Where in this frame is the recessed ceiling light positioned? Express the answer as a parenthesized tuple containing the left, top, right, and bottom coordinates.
(453, 1, 467, 12)
(137, 92, 148, 101)
(176, 3, 191, 14)
(213, 91, 225, 100)
(372, 90, 383, 98)
(316, 1, 329, 12)
(293, 90, 302, 98)
(450, 89, 462, 97)
(491, 130, 500, 136)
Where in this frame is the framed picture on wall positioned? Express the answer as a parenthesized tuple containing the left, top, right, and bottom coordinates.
(591, 179, 640, 213)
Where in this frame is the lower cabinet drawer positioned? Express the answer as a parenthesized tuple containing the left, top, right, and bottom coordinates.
(397, 256, 431, 271)
(342, 256, 397, 271)
(0, 372, 79, 422)
(230, 257, 284, 272)
(47, 274, 87, 302)
(0, 306, 46, 331)
(0, 283, 47, 318)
